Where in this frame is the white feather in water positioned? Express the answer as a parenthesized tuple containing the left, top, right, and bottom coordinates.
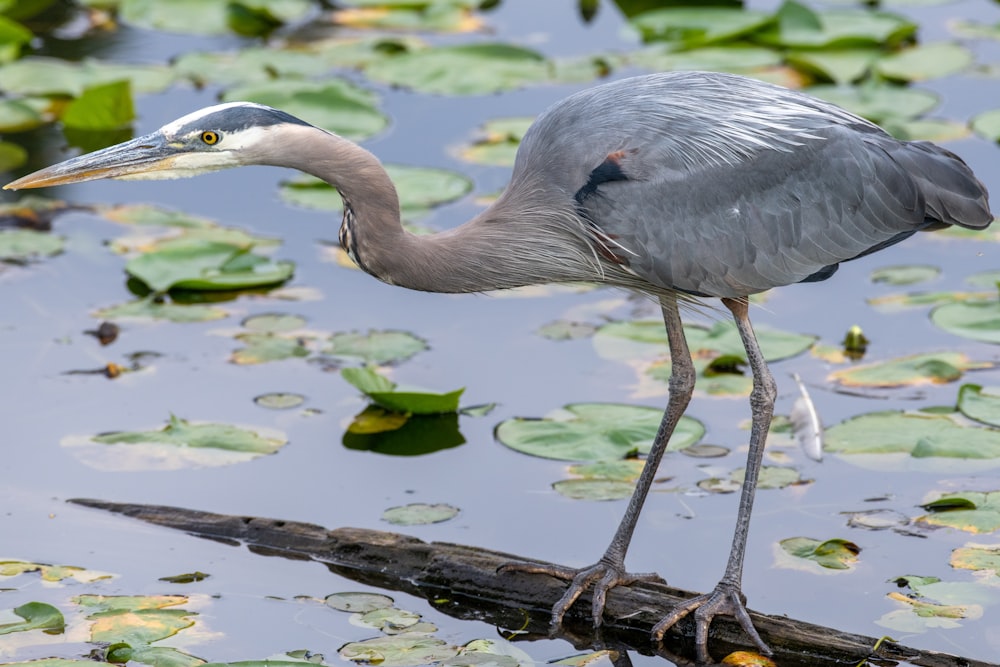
(790, 373, 823, 462)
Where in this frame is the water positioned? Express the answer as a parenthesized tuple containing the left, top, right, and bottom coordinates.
(2, 0, 1000, 665)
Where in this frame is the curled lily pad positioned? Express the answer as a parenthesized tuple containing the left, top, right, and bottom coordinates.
(61, 80, 134, 131)
(496, 403, 702, 461)
(778, 537, 860, 570)
(342, 366, 463, 415)
(0, 602, 65, 636)
(957, 384, 1000, 427)
(917, 491, 1000, 533)
(0, 141, 27, 171)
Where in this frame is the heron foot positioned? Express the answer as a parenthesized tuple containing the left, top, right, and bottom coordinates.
(651, 582, 771, 658)
(499, 560, 664, 630)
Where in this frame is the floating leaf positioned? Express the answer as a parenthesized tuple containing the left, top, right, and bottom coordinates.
(326, 592, 394, 613)
(830, 352, 988, 387)
(883, 118, 971, 143)
(61, 80, 134, 131)
(0, 140, 27, 170)
(118, 0, 311, 36)
(339, 634, 458, 666)
(957, 384, 1000, 427)
(951, 544, 1000, 576)
(381, 503, 459, 526)
(629, 7, 773, 46)
(125, 242, 293, 293)
(825, 410, 1000, 464)
(232, 332, 311, 365)
(699, 466, 805, 493)
(0, 561, 113, 583)
(457, 117, 533, 167)
(159, 572, 209, 584)
(496, 403, 702, 461)
(243, 313, 307, 333)
(755, 4, 916, 49)
(0, 228, 63, 261)
(807, 84, 938, 124)
(222, 78, 386, 141)
(0, 602, 65, 635)
(786, 49, 878, 84)
(94, 298, 228, 323)
(931, 300, 1000, 344)
(552, 478, 636, 501)
(879, 591, 982, 632)
(875, 42, 974, 82)
(364, 43, 549, 95)
(326, 330, 427, 366)
(536, 320, 598, 341)
(343, 411, 465, 456)
(917, 491, 1000, 533)
(254, 393, 306, 410)
(972, 109, 1000, 143)
(779, 537, 860, 570)
(630, 45, 782, 76)
(341, 367, 463, 415)
(0, 57, 174, 97)
(871, 264, 940, 286)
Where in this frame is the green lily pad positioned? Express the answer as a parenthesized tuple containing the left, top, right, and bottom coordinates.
(971, 109, 1000, 143)
(99, 204, 217, 229)
(867, 290, 990, 312)
(91, 414, 285, 455)
(158, 572, 209, 584)
(352, 606, 426, 633)
(0, 57, 174, 96)
(340, 635, 458, 666)
(552, 478, 636, 501)
(280, 164, 471, 221)
(0, 560, 113, 583)
(363, 43, 549, 95)
(882, 118, 971, 143)
(0, 602, 65, 635)
(552, 651, 617, 667)
(879, 589, 982, 632)
(243, 313, 307, 333)
(629, 7, 773, 46)
(0, 140, 26, 171)
(94, 298, 229, 323)
(61, 80, 134, 131)
(326, 330, 428, 365)
(568, 459, 646, 481)
(871, 264, 940, 286)
(254, 393, 306, 410)
(457, 117, 533, 167)
(779, 537, 860, 570)
(957, 384, 1000, 427)
(875, 42, 974, 82)
(918, 491, 1000, 533)
(755, 2, 916, 49)
(173, 47, 335, 88)
(326, 592, 394, 614)
(232, 332, 312, 365)
(333, 3, 481, 33)
(75, 594, 188, 614)
(446, 638, 532, 667)
(0, 14, 32, 64)
(347, 405, 411, 434)
(0, 98, 46, 133)
(537, 320, 599, 341)
(825, 410, 1000, 466)
(951, 544, 1000, 576)
(125, 242, 294, 293)
(222, 78, 386, 141)
(496, 402, 703, 461)
(786, 49, 879, 85)
(807, 84, 938, 124)
(118, 0, 311, 35)
(342, 366, 463, 415)
(629, 45, 782, 76)
(381, 503, 459, 526)
(0, 228, 63, 261)
(699, 466, 805, 493)
(830, 352, 988, 387)
(109, 646, 203, 667)
(931, 300, 1000, 344)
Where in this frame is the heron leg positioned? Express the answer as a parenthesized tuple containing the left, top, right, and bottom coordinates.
(501, 294, 695, 630)
(651, 297, 775, 659)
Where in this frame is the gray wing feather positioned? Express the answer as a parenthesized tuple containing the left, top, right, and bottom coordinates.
(514, 71, 991, 299)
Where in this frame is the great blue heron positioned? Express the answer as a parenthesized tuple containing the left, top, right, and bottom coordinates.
(6, 71, 992, 658)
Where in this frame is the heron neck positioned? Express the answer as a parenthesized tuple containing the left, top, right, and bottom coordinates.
(285, 126, 601, 293)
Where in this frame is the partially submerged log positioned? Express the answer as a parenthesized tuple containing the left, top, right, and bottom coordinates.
(69, 498, 998, 667)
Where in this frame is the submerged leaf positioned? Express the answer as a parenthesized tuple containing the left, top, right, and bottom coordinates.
(779, 536, 860, 570)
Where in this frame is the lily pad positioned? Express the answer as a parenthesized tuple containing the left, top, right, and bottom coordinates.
(971, 109, 1000, 143)
(0, 561, 113, 583)
(778, 537, 860, 570)
(552, 478, 636, 501)
(60, 80, 134, 131)
(0, 228, 63, 261)
(363, 43, 550, 95)
(755, 2, 916, 49)
(871, 264, 940, 286)
(243, 313, 306, 333)
(326, 330, 428, 366)
(537, 320, 599, 341)
(0, 98, 46, 133)
(342, 366, 463, 415)
(326, 591, 394, 614)
(118, 0, 312, 36)
(629, 7, 773, 46)
(699, 466, 805, 493)
(957, 384, 1000, 427)
(875, 42, 974, 82)
(332, 4, 482, 33)
(879, 590, 982, 632)
(0, 140, 26, 170)
(99, 204, 217, 229)
(829, 352, 988, 387)
(457, 117, 533, 167)
(232, 332, 312, 365)
(807, 84, 938, 124)
(94, 298, 229, 323)
(222, 78, 386, 141)
(381, 503, 459, 526)
(951, 544, 1000, 576)
(0, 602, 65, 635)
(786, 49, 879, 85)
(125, 242, 294, 293)
(0, 57, 174, 96)
(918, 491, 1000, 533)
(931, 300, 1000, 344)
(340, 635, 458, 667)
(495, 402, 703, 461)
(629, 45, 783, 77)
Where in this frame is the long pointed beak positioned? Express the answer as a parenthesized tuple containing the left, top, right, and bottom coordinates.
(4, 132, 180, 190)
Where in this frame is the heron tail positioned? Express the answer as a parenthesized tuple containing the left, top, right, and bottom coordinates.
(899, 141, 993, 230)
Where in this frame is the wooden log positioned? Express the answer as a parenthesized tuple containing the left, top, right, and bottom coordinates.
(68, 498, 998, 667)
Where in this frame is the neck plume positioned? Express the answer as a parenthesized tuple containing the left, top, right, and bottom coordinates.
(271, 125, 619, 294)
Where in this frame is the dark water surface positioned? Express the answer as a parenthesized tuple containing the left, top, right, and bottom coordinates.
(2, 0, 1000, 665)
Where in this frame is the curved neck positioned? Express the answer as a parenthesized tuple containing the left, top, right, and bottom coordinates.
(270, 125, 608, 293)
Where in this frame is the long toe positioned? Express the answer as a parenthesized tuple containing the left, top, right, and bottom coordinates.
(651, 584, 771, 660)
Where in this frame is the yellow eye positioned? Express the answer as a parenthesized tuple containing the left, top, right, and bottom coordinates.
(201, 131, 219, 145)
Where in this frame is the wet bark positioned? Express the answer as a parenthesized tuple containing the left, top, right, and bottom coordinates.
(69, 498, 998, 667)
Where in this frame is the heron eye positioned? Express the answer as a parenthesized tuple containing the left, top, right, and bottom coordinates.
(200, 131, 220, 145)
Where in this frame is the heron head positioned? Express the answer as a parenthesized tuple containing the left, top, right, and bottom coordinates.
(4, 102, 313, 190)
